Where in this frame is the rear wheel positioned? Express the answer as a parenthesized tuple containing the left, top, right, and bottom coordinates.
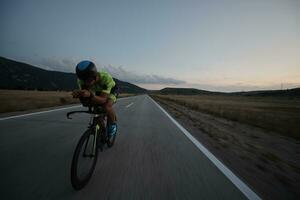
(71, 128, 98, 190)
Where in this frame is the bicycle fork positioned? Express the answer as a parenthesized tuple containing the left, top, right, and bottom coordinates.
(93, 125, 100, 154)
(83, 125, 100, 157)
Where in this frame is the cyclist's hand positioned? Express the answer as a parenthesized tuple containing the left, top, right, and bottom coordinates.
(72, 90, 81, 98)
(80, 89, 91, 98)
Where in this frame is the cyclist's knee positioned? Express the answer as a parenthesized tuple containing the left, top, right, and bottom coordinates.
(104, 99, 114, 112)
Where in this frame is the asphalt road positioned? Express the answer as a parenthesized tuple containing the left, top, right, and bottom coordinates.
(0, 95, 257, 200)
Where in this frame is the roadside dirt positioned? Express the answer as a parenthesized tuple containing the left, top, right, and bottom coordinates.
(153, 97, 300, 200)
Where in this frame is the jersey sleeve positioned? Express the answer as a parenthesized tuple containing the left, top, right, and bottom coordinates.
(101, 71, 116, 94)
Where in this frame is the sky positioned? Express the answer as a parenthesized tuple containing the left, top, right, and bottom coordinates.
(1, 0, 299, 91)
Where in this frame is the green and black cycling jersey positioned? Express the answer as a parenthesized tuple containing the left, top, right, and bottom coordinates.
(77, 71, 117, 102)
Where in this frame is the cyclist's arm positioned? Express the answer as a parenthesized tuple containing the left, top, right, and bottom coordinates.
(75, 79, 93, 106)
(90, 93, 108, 104)
(71, 79, 83, 98)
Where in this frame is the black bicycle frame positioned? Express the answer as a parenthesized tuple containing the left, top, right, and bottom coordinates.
(67, 107, 107, 157)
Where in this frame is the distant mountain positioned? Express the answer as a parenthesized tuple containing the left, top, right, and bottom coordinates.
(2, 56, 298, 97)
(114, 79, 147, 94)
(155, 87, 222, 95)
(153, 87, 300, 97)
(0, 57, 147, 93)
(231, 88, 300, 97)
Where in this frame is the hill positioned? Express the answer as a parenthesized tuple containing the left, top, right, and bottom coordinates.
(0, 57, 147, 93)
(232, 88, 300, 97)
(156, 87, 221, 95)
(154, 87, 300, 97)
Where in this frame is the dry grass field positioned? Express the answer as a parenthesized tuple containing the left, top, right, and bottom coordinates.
(0, 90, 134, 113)
(152, 94, 300, 139)
(0, 90, 79, 113)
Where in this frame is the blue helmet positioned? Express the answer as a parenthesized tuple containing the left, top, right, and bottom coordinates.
(75, 60, 97, 80)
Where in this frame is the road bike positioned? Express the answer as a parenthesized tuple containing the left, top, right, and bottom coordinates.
(66, 106, 116, 190)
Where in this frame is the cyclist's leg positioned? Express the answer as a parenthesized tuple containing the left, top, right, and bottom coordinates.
(104, 94, 117, 136)
(104, 98, 116, 123)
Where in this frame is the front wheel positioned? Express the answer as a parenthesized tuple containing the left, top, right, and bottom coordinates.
(71, 129, 98, 190)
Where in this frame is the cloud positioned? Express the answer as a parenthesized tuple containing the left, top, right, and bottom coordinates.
(37, 57, 185, 85)
(39, 57, 77, 72)
(100, 64, 185, 85)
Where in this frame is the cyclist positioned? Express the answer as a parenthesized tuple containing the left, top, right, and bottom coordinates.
(71, 60, 118, 137)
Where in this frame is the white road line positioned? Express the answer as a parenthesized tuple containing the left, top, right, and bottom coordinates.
(0, 105, 82, 121)
(118, 96, 135, 101)
(148, 96, 261, 200)
(125, 102, 134, 108)
(0, 95, 136, 121)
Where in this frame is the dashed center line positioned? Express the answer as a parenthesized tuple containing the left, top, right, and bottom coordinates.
(125, 102, 134, 108)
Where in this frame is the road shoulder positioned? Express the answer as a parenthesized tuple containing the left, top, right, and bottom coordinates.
(151, 96, 300, 200)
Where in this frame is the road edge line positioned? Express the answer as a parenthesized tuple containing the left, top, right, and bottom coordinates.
(0, 95, 136, 121)
(0, 105, 82, 121)
(148, 95, 261, 200)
